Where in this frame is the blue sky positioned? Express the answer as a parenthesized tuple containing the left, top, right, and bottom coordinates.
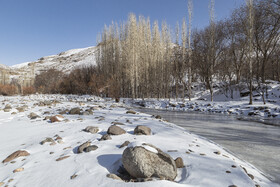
(0, 0, 244, 66)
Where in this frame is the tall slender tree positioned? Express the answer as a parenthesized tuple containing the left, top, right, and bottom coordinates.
(208, 0, 216, 102)
(187, 0, 193, 101)
(247, 0, 254, 105)
(181, 18, 187, 101)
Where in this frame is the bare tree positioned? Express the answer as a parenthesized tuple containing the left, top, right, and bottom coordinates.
(208, 0, 215, 102)
(181, 18, 187, 102)
(246, 0, 254, 105)
(187, 0, 193, 101)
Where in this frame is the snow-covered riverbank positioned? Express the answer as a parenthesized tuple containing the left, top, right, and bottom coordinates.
(136, 108, 280, 184)
(0, 95, 278, 187)
(129, 82, 280, 125)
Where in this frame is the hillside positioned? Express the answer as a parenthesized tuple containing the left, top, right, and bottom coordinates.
(0, 46, 96, 85)
(11, 46, 96, 74)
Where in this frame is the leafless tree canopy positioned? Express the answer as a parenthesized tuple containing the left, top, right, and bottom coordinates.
(29, 0, 280, 103)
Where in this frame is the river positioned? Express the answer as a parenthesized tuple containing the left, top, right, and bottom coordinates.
(136, 108, 280, 184)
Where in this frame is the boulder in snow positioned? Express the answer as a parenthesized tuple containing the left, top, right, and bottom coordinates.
(40, 138, 55, 145)
(2, 150, 30, 163)
(84, 145, 98, 152)
(107, 125, 126, 135)
(50, 115, 64, 123)
(100, 134, 112, 141)
(134, 125, 151, 135)
(69, 107, 81, 115)
(16, 107, 25, 112)
(13, 167, 24, 173)
(126, 110, 136, 114)
(28, 112, 40, 119)
(120, 141, 130, 148)
(83, 126, 99, 134)
(77, 141, 91, 153)
(4, 104, 12, 110)
(122, 143, 177, 180)
(175, 157, 184, 168)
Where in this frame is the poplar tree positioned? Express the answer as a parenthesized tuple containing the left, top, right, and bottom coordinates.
(187, 0, 193, 101)
(208, 0, 215, 102)
(247, 0, 254, 105)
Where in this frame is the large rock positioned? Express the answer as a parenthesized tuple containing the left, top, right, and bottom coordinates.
(28, 112, 40, 119)
(40, 138, 55, 145)
(107, 125, 126, 135)
(50, 115, 64, 123)
(4, 104, 12, 110)
(85, 109, 94, 115)
(100, 134, 112, 141)
(120, 141, 130, 148)
(16, 107, 25, 113)
(3, 109, 11, 112)
(83, 126, 99, 134)
(112, 121, 125, 126)
(4, 104, 12, 112)
(13, 167, 24, 173)
(155, 115, 162, 119)
(126, 110, 136, 114)
(69, 107, 81, 115)
(134, 125, 151, 135)
(77, 141, 91, 153)
(175, 157, 184, 168)
(84, 145, 98, 152)
(122, 143, 177, 180)
(2, 150, 30, 163)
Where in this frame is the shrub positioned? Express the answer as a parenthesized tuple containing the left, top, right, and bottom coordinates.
(0, 84, 17, 96)
(34, 69, 64, 94)
(22, 86, 36, 95)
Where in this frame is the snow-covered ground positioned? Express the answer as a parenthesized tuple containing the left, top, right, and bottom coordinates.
(0, 95, 278, 187)
(130, 81, 280, 124)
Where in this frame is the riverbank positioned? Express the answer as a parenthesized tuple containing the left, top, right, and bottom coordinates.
(0, 94, 277, 187)
(128, 98, 280, 126)
(127, 81, 280, 125)
(135, 108, 280, 184)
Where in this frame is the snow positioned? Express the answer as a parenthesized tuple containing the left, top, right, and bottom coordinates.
(130, 81, 280, 124)
(0, 64, 10, 69)
(55, 116, 64, 121)
(2, 46, 97, 84)
(11, 62, 31, 69)
(58, 47, 94, 57)
(0, 94, 278, 187)
(128, 142, 158, 154)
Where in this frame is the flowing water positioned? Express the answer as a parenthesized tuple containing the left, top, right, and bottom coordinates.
(136, 108, 280, 184)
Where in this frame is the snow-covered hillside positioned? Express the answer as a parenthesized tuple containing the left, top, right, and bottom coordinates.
(0, 64, 10, 70)
(11, 46, 96, 75)
(0, 46, 96, 85)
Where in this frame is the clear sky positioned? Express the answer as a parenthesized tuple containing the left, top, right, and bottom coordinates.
(0, 0, 244, 66)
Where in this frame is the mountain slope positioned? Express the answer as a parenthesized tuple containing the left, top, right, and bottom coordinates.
(0, 46, 96, 85)
(11, 46, 96, 74)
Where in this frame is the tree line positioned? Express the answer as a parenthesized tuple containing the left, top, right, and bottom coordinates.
(6, 0, 279, 105)
(92, 0, 280, 104)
